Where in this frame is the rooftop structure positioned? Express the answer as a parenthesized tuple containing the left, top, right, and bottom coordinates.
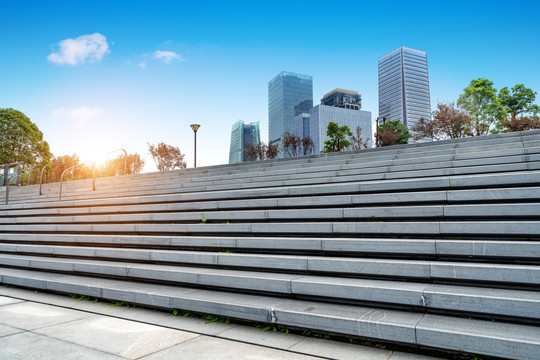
(321, 88, 362, 110)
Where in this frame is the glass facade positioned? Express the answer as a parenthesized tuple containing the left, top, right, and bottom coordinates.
(228, 120, 261, 164)
(378, 47, 431, 140)
(294, 113, 310, 139)
(310, 105, 372, 153)
(268, 71, 313, 156)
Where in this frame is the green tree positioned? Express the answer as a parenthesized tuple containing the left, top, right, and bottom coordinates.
(457, 79, 502, 136)
(147, 142, 186, 171)
(0, 108, 51, 167)
(323, 122, 352, 153)
(376, 120, 411, 146)
(497, 84, 540, 120)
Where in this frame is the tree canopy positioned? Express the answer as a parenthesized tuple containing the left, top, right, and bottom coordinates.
(282, 132, 315, 157)
(282, 132, 301, 157)
(98, 153, 145, 177)
(323, 122, 352, 153)
(377, 120, 411, 146)
(498, 84, 540, 119)
(244, 141, 279, 161)
(0, 108, 51, 167)
(412, 103, 474, 141)
(457, 79, 501, 136)
(500, 115, 540, 133)
(147, 142, 186, 171)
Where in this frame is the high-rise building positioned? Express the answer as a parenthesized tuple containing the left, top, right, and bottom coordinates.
(307, 88, 372, 153)
(268, 71, 313, 155)
(378, 46, 431, 139)
(228, 120, 260, 164)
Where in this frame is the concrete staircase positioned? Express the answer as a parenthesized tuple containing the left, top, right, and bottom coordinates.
(1, 129, 540, 359)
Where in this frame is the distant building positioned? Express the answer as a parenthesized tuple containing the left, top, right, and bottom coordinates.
(268, 71, 313, 156)
(299, 88, 371, 154)
(378, 46, 431, 140)
(309, 104, 372, 153)
(228, 120, 260, 164)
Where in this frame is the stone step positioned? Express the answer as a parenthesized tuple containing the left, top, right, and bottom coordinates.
(2, 234, 540, 259)
(0, 267, 539, 360)
(1, 253, 539, 294)
(1, 203, 538, 225)
(0, 220, 539, 238)
(3, 186, 540, 218)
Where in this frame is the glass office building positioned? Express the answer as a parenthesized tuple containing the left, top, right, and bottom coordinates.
(228, 120, 261, 164)
(378, 46, 431, 139)
(268, 71, 313, 156)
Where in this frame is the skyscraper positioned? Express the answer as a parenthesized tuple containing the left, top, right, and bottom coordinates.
(228, 120, 260, 164)
(268, 71, 313, 155)
(378, 46, 431, 139)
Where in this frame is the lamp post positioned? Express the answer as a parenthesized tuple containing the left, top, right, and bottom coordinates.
(190, 124, 200, 168)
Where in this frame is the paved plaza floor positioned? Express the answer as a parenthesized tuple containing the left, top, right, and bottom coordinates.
(0, 287, 439, 360)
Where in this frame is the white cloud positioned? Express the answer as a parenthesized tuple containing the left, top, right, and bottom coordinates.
(52, 106, 104, 127)
(48, 33, 110, 66)
(153, 50, 183, 64)
(138, 61, 147, 69)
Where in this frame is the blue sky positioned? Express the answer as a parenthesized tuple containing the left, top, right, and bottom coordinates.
(1, 0, 539, 170)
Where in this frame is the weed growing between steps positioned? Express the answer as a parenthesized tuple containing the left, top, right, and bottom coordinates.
(69, 294, 98, 303)
(218, 249, 235, 253)
(256, 324, 290, 334)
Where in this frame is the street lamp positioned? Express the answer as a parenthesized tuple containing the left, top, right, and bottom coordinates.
(190, 124, 200, 168)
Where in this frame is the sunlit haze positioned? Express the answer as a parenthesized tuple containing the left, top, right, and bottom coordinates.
(1, 1, 539, 171)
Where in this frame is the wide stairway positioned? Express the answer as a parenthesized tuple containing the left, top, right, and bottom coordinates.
(1, 130, 539, 359)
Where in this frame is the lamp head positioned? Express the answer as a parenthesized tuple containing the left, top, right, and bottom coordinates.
(190, 124, 201, 132)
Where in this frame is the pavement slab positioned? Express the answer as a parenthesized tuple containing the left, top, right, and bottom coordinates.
(0, 295, 24, 306)
(288, 337, 394, 360)
(0, 331, 123, 360)
(34, 315, 200, 359)
(0, 323, 23, 338)
(139, 335, 325, 360)
(0, 301, 90, 330)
